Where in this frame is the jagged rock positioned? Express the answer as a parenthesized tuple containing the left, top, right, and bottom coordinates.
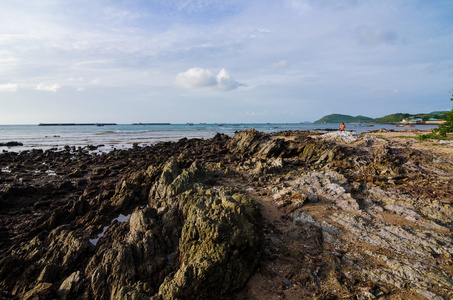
(58, 271, 83, 300)
(362, 134, 386, 146)
(129, 207, 156, 233)
(85, 187, 262, 299)
(227, 128, 269, 154)
(153, 187, 263, 300)
(363, 253, 453, 297)
(88, 243, 155, 299)
(298, 142, 345, 165)
(368, 144, 403, 176)
(149, 159, 207, 202)
(289, 171, 359, 211)
(0, 236, 44, 294)
(111, 170, 148, 209)
(256, 138, 285, 158)
(40, 225, 91, 269)
(22, 282, 54, 300)
(1, 129, 452, 300)
(37, 264, 61, 283)
(150, 158, 181, 199)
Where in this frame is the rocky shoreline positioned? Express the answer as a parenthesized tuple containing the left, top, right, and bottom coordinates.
(0, 129, 452, 299)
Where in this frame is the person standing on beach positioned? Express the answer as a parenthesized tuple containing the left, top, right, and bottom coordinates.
(340, 123, 345, 131)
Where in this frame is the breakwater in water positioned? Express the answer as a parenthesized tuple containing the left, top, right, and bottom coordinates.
(38, 123, 118, 126)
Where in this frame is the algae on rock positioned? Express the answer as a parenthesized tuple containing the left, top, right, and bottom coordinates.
(153, 187, 263, 300)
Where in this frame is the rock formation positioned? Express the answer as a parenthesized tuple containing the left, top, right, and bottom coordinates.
(0, 129, 452, 299)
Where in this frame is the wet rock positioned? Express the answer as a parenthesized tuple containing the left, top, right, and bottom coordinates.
(0, 141, 23, 147)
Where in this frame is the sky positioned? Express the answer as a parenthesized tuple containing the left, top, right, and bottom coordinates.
(1, 0, 453, 124)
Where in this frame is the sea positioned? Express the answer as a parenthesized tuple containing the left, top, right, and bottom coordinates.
(0, 123, 439, 153)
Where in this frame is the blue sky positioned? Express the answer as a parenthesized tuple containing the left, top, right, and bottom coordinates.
(1, 0, 452, 124)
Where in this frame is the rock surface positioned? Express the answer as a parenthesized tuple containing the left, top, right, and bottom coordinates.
(0, 129, 452, 299)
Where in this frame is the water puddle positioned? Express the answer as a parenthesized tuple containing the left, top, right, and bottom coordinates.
(89, 213, 131, 246)
(1, 167, 11, 173)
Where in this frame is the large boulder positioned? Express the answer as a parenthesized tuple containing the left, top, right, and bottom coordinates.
(153, 187, 263, 300)
(82, 160, 263, 300)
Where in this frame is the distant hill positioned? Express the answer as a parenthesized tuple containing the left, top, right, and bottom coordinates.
(372, 113, 412, 123)
(429, 111, 448, 116)
(314, 112, 448, 124)
(373, 112, 447, 123)
(314, 114, 373, 124)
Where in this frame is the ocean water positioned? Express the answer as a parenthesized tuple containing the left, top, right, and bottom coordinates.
(0, 123, 439, 153)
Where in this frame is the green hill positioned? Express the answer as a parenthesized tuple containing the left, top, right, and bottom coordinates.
(373, 112, 446, 123)
(314, 112, 448, 124)
(373, 113, 412, 123)
(314, 114, 373, 124)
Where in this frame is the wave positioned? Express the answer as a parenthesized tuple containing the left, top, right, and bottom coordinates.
(114, 130, 150, 134)
(95, 131, 115, 135)
(95, 130, 150, 135)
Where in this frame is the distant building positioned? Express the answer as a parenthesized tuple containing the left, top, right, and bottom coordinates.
(410, 118, 423, 123)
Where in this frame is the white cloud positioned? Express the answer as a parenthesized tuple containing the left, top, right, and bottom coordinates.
(271, 60, 289, 68)
(36, 82, 60, 92)
(68, 77, 84, 82)
(176, 68, 216, 88)
(0, 83, 18, 92)
(176, 68, 244, 91)
(216, 68, 245, 90)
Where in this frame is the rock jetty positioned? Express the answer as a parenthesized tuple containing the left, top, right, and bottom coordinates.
(0, 129, 452, 299)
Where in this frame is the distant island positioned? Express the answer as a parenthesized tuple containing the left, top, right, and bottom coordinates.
(314, 114, 373, 124)
(131, 123, 171, 125)
(314, 112, 446, 124)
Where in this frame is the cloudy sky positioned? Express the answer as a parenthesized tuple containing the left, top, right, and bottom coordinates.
(1, 0, 452, 124)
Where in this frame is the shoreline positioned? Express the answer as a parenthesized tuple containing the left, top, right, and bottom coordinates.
(0, 125, 442, 154)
